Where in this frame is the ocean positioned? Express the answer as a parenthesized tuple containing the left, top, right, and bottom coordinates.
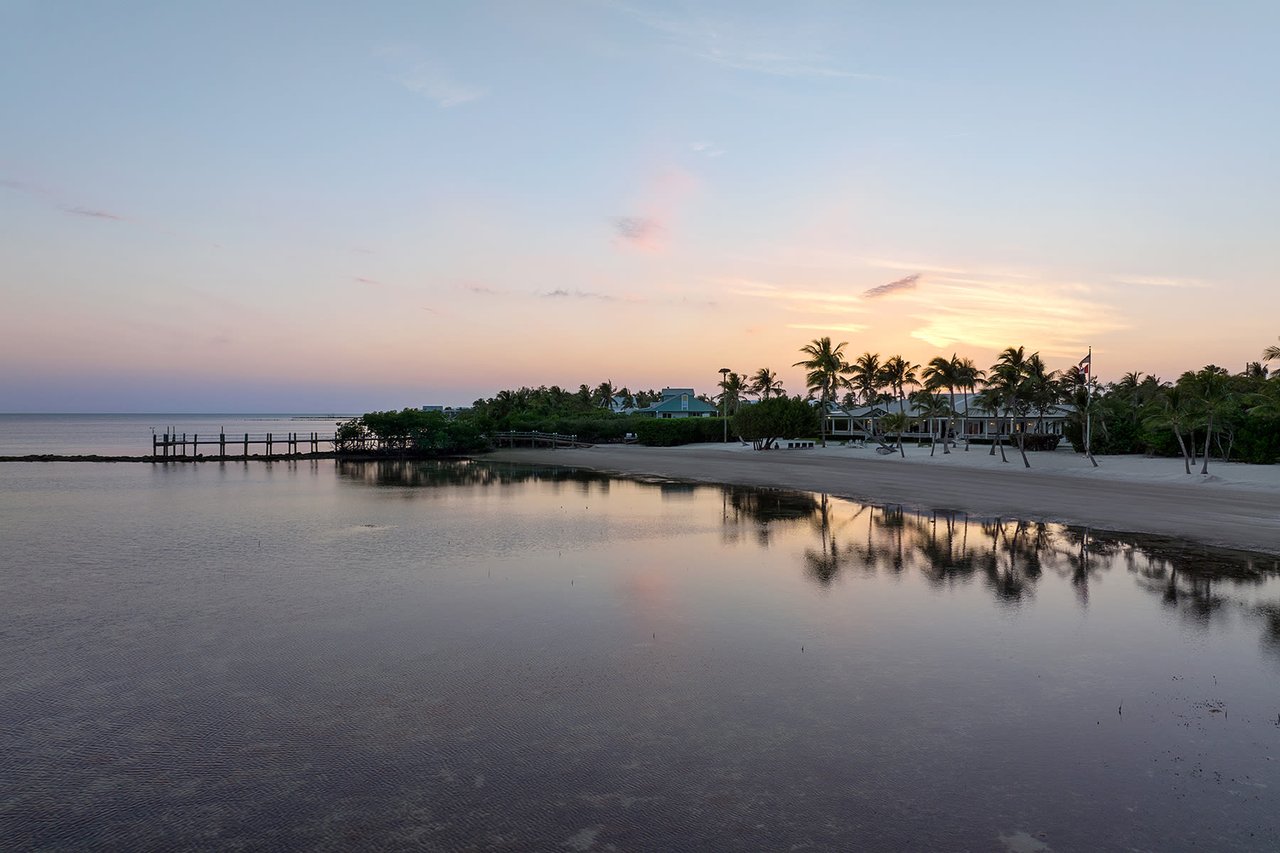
(1, 419, 1278, 849)
(0, 413, 353, 457)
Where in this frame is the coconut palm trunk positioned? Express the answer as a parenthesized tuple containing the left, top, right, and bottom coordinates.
(1014, 403, 1030, 469)
(1174, 428, 1191, 474)
(1200, 413, 1213, 475)
(820, 387, 829, 447)
(945, 384, 956, 454)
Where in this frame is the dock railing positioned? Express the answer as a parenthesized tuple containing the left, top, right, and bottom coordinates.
(491, 431, 593, 449)
(153, 430, 336, 459)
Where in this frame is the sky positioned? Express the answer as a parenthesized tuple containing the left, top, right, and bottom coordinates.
(3, 1, 1279, 412)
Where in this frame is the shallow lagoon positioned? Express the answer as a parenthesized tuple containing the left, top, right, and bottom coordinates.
(2, 459, 1278, 850)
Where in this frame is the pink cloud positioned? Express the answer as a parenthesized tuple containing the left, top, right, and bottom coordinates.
(611, 167, 700, 253)
(611, 216, 662, 250)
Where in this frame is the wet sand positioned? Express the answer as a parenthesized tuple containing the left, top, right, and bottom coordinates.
(487, 443, 1280, 554)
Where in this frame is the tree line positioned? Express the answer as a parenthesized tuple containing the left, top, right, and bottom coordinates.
(344, 334, 1280, 463)
(782, 335, 1280, 469)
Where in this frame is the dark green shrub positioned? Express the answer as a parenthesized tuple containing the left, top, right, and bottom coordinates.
(732, 396, 820, 449)
(1019, 434, 1062, 451)
(633, 417, 726, 446)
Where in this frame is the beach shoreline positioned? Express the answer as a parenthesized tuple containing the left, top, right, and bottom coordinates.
(486, 442, 1280, 555)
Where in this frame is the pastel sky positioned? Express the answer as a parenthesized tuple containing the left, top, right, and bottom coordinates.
(3, 1, 1278, 412)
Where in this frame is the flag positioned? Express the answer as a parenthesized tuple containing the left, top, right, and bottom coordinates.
(1078, 352, 1091, 374)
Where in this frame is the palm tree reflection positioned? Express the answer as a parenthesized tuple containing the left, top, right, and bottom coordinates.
(342, 459, 1280, 650)
(720, 484, 1279, 647)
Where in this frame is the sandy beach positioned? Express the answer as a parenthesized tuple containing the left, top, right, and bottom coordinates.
(488, 441, 1280, 555)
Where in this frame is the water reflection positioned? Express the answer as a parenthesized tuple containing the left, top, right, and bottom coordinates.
(339, 458, 1280, 654)
(11, 457, 1280, 850)
(337, 457, 617, 489)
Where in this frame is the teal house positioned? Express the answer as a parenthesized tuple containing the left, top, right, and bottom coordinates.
(635, 387, 719, 419)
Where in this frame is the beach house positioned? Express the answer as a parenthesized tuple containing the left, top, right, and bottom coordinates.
(633, 388, 719, 419)
(827, 393, 1074, 444)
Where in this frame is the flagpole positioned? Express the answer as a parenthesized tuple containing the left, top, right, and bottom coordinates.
(1084, 346, 1097, 467)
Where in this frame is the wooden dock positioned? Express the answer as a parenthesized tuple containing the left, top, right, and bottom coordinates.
(150, 428, 593, 460)
(152, 429, 337, 460)
(491, 431, 594, 449)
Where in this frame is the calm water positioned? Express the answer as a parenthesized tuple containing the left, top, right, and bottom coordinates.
(0, 413, 353, 457)
(2, 458, 1279, 851)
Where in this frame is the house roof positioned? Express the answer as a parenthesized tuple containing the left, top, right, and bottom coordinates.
(837, 393, 1075, 419)
(636, 394, 719, 415)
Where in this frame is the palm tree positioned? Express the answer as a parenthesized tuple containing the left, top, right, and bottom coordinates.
(1023, 353, 1062, 435)
(592, 380, 617, 410)
(954, 357, 985, 449)
(1180, 365, 1233, 474)
(749, 367, 784, 400)
(879, 355, 919, 414)
(879, 412, 912, 457)
(849, 352, 883, 406)
(989, 346, 1032, 468)
(1245, 379, 1280, 421)
(1116, 371, 1144, 397)
(910, 389, 952, 457)
(794, 337, 853, 447)
(1061, 376, 1099, 467)
(1111, 370, 1163, 435)
(923, 354, 962, 454)
(1244, 361, 1270, 380)
(975, 383, 1009, 463)
(718, 371, 748, 416)
(1263, 337, 1280, 362)
(1144, 385, 1195, 474)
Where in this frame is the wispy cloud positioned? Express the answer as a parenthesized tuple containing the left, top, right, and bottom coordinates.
(63, 206, 125, 221)
(690, 141, 725, 158)
(721, 277, 868, 315)
(543, 288, 619, 301)
(863, 273, 920, 298)
(397, 69, 486, 107)
(467, 282, 634, 303)
(6, 176, 131, 224)
(378, 46, 485, 107)
(611, 215, 662, 249)
(865, 257, 1038, 280)
(1110, 274, 1209, 289)
(865, 257, 967, 275)
(725, 268, 1118, 358)
(610, 167, 700, 253)
(1, 178, 39, 193)
(787, 322, 868, 333)
(905, 278, 1125, 356)
(611, 2, 885, 80)
(354, 276, 380, 286)
(697, 51, 885, 80)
